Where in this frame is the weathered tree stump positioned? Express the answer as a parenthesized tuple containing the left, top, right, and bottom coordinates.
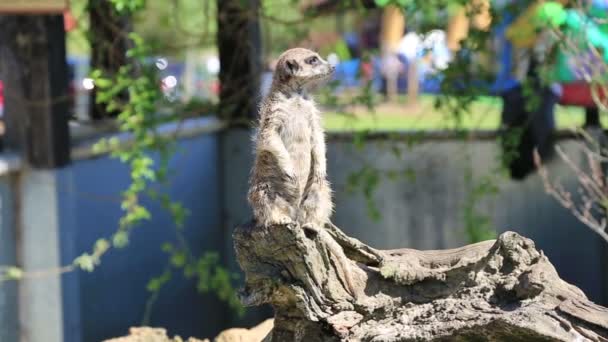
(233, 222, 608, 341)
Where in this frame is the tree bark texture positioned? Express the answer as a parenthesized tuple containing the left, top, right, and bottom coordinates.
(234, 222, 608, 341)
(0, 15, 71, 168)
(216, 0, 262, 123)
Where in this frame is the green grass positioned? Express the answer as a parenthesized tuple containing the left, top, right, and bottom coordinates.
(323, 95, 595, 132)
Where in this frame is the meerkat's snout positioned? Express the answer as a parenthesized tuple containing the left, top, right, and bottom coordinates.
(314, 57, 335, 81)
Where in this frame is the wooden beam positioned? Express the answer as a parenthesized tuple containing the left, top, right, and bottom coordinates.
(0, 0, 68, 13)
(0, 15, 70, 168)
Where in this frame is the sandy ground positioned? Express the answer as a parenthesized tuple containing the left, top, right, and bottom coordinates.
(104, 319, 274, 342)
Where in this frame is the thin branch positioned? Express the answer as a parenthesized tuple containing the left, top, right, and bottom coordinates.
(535, 149, 608, 243)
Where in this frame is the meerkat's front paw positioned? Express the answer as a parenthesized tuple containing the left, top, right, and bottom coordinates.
(266, 211, 293, 227)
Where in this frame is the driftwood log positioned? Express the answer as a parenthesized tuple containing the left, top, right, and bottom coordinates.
(233, 222, 608, 341)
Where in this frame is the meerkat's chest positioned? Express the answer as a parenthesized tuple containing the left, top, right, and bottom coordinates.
(279, 99, 316, 144)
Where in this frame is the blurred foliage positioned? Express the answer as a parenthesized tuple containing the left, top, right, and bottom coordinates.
(88, 27, 243, 319)
(54, 0, 246, 318)
(68, 0, 363, 57)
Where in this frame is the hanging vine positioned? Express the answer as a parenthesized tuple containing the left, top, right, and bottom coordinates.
(0, 0, 243, 318)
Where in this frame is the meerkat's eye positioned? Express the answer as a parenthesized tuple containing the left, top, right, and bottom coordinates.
(306, 56, 319, 65)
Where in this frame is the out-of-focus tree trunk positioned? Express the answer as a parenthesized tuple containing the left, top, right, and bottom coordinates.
(407, 59, 418, 105)
(88, 0, 131, 120)
(0, 15, 70, 168)
(447, 8, 469, 52)
(216, 0, 262, 123)
(380, 5, 404, 102)
(216, 0, 269, 330)
(447, 0, 490, 52)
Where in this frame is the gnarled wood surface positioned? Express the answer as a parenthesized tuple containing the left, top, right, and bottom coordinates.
(233, 222, 608, 341)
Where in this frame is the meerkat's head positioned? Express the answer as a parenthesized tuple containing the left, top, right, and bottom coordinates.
(273, 48, 335, 92)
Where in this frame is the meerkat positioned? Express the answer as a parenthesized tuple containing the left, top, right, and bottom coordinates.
(248, 50, 360, 298)
(248, 48, 334, 230)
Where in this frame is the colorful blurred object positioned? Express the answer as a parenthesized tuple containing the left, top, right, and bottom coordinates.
(333, 59, 361, 88)
(559, 82, 607, 107)
(504, 0, 608, 107)
(0, 81, 4, 117)
(63, 10, 77, 31)
(334, 39, 352, 61)
(541, 1, 608, 106)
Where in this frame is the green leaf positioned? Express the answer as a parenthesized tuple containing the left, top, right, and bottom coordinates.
(403, 168, 416, 182)
(161, 243, 173, 253)
(94, 239, 110, 255)
(92, 139, 108, 154)
(170, 251, 187, 268)
(5, 266, 23, 280)
(74, 254, 97, 272)
(146, 278, 161, 292)
(94, 78, 113, 88)
(112, 231, 130, 248)
(146, 270, 171, 292)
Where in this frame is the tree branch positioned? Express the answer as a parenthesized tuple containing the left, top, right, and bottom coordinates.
(234, 222, 608, 341)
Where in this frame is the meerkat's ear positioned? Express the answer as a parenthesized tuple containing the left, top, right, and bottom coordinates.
(285, 59, 300, 75)
(278, 58, 299, 82)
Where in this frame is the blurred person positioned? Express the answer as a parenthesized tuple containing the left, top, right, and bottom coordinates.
(492, 0, 559, 180)
(380, 50, 403, 101)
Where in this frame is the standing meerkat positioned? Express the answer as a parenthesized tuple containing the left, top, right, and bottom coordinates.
(248, 48, 335, 229)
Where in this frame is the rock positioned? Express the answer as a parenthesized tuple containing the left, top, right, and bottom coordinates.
(214, 319, 273, 342)
(103, 327, 208, 342)
(103, 319, 273, 342)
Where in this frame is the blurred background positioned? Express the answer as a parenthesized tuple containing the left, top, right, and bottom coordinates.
(1, 0, 608, 341)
